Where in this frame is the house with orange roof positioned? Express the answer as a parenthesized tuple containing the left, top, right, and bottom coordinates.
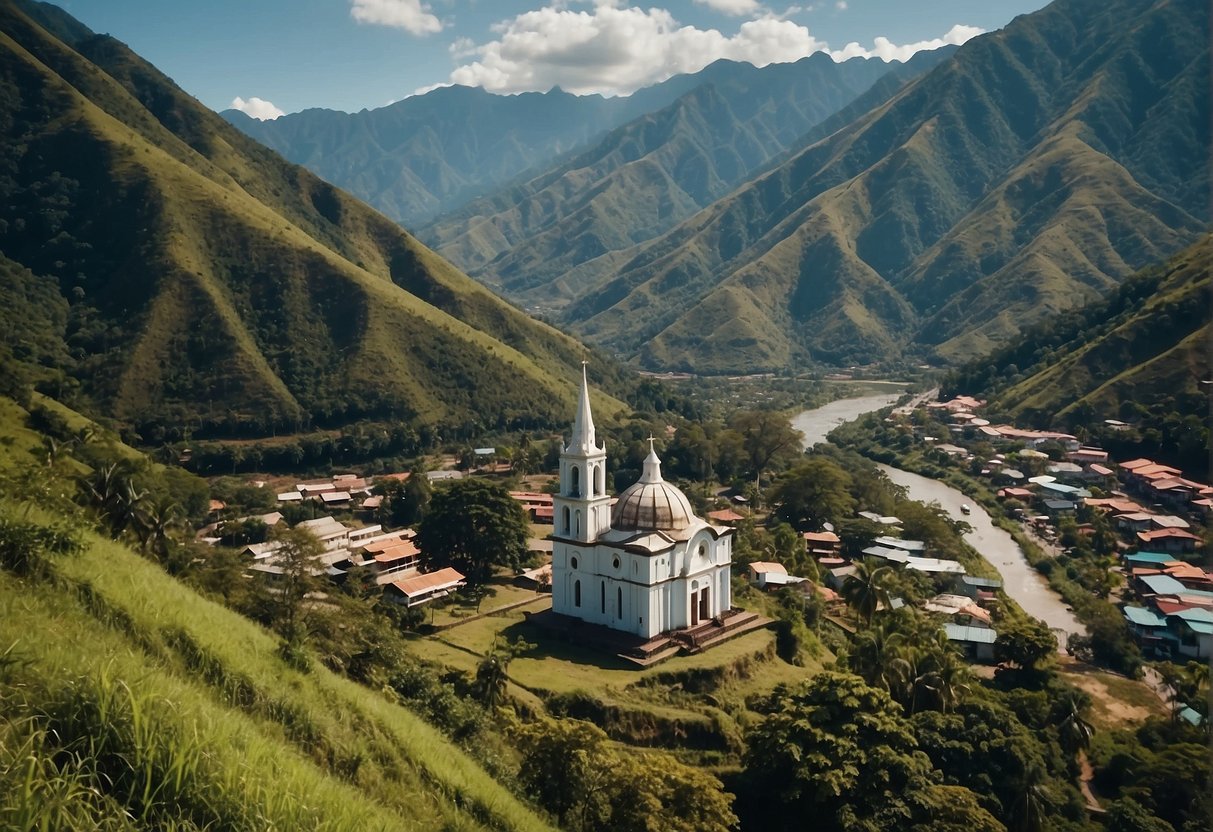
(803, 530, 841, 556)
(1136, 527, 1202, 554)
(386, 567, 466, 607)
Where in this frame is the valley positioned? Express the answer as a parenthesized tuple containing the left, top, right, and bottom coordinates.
(0, 0, 1209, 830)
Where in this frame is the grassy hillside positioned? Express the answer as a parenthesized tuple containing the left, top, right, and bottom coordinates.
(0, 0, 627, 443)
(420, 54, 901, 304)
(560, 0, 1208, 372)
(0, 393, 554, 830)
(944, 234, 1210, 472)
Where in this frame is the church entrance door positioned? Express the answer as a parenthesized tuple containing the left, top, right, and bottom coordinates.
(690, 589, 699, 626)
(700, 587, 710, 622)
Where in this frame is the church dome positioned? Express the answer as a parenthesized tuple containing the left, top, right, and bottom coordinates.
(612, 442, 696, 532)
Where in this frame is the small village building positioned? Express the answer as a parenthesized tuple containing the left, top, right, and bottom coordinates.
(1136, 528, 1201, 554)
(826, 564, 858, 591)
(516, 563, 553, 591)
(747, 561, 805, 590)
(955, 574, 1002, 600)
(1165, 608, 1213, 659)
(944, 623, 997, 661)
(707, 508, 746, 525)
(296, 516, 351, 551)
(802, 530, 841, 556)
(924, 594, 992, 625)
(386, 567, 466, 607)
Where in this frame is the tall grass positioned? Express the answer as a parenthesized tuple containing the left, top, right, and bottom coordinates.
(0, 503, 555, 831)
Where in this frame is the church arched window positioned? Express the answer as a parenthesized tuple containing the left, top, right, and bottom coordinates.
(617, 587, 622, 620)
(574, 580, 581, 607)
(600, 582, 606, 614)
(570, 465, 581, 498)
(596, 464, 605, 497)
(562, 506, 570, 536)
(570, 556, 578, 570)
(575, 510, 581, 537)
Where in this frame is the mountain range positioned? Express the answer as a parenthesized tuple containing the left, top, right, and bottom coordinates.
(416, 52, 931, 305)
(552, 0, 1209, 372)
(224, 0, 1209, 376)
(0, 0, 626, 440)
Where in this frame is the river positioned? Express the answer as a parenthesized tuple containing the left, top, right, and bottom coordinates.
(794, 393, 1087, 641)
(790, 392, 902, 446)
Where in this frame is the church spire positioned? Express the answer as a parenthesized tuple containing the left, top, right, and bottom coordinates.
(569, 361, 597, 453)
(639, 436, 663, 484)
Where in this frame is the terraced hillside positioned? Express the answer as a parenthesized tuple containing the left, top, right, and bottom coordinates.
(0, 0, 626, 440)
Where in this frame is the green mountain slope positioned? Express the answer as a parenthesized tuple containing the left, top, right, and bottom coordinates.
(419, 54, 913, 305)
(565, 0, 1208, 372)
(0, 395, 553, 830)
(0, 0, 626, 439)
(945, 234, 1210, 461)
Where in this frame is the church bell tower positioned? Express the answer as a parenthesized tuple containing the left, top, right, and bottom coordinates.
(554, 363, 610, 543)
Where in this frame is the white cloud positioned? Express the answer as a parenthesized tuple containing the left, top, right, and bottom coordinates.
(441, 5, 828, 96)
(835, 1, 847, 10)
(449, 35, 479, 58)
(829, 23, 983, 62)
(693, 0, 763, 15)
(230, 96, 286, 120)
(433, 5, 982, 97)
(350, 0, 443, 35)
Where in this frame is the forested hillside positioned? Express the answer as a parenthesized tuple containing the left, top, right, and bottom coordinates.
(0, 0, 627, 443)
(944, 234, 1211, 473)
(557, 0, 1208, 372)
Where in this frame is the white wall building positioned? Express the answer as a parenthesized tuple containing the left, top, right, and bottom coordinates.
(550, 366, 733, 639)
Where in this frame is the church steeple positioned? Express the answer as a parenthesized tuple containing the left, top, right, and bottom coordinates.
(555, 362, 609, 543)
(568, 361, 599, 453)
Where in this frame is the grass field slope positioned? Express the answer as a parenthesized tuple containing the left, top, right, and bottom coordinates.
(562, 0, 1208, 372)
(0, 394, 554, 831)
(0, 0, 626, 440)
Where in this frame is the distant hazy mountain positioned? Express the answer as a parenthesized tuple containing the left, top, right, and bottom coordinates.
(419, 53, 934, 303)
(0, 0, 626, 438)
(222, 69, 748, 227)
(562, 0, 1208, 373)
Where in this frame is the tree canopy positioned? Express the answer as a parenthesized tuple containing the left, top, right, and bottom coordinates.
(742, 671, 938, 831)
(768, 457, 856, 530)
(416, 479, 529, 585)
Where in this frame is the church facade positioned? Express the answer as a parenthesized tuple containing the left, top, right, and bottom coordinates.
(550, 367, 734, 639)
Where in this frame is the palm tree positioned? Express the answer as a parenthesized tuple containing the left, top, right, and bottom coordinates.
(1009, 762, 1053, 832)
(848, 626, 905, 692)
(135, 496, 183, 558)
(922, 650, 972, 714)
(1055, 690, 1095, 758)
(841, 558, 892, 625)
(475, 652, 510, 710)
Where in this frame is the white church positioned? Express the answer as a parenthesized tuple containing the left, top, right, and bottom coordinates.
(550, 366, 734, 640)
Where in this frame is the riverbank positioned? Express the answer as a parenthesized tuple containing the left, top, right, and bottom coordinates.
(793, 394, 1087, 644)
(826, 413, 1147, 674)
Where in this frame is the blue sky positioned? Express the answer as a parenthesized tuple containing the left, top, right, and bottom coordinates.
(58, 0, 1048, 117)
